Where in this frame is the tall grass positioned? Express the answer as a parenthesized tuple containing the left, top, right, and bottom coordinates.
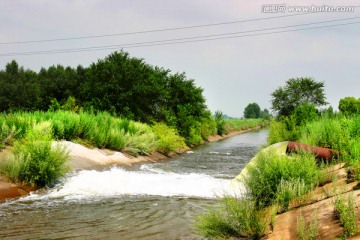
(0, 111, 164, 155)
(0, 122, 70, 186)
(333, 193, 359, 238)
(195, 196, 269, 239)
(243, 151, 321, 208)
(224, 118, 268, 133)
(296, 210, 319, 240)
(0, 122, 20, 148)
(152, 123, 187, 155)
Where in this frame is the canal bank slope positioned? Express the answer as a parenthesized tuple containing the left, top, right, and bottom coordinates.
(0, 126, 264, 202)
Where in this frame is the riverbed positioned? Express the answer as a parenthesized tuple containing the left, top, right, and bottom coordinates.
(0, 129, 268, 240)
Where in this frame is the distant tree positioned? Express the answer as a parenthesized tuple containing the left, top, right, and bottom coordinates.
(259, 108, 271, 120)
(0, 60, 41, 112)
(38, 65, 79, 110)
(271, 77, 327, 117)
(338, 97, 360, 115)
(244, 103, 261, 118)
(214, 110, 226, 135)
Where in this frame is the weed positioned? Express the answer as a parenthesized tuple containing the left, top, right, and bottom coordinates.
(0, 122, 70, 186)
(243, 151, 320, 207)
(195, 196, 268, 239)
(296, 210, 319, 240)
(152, 123, 186, 154)
(333, 193, 358, 238)
(276, 178, 308, 212)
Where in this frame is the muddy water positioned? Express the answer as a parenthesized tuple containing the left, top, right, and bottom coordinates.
(0, 129, 268, 240)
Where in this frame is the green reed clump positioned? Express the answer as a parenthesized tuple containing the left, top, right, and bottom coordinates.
(243, 151, 320, 208)
(334, 193, 358, 238)
(195, 196, 269, 240)
(0, 121, 21, 148)
(0, 122, 70, 186)
(299, 116, 348, 151)
(0, 111, 161, 155)
(152, 123, 186, 155)
(296, 210, 319, 240)
(276, 178, 308, 212)
(267, 117, 300, 144)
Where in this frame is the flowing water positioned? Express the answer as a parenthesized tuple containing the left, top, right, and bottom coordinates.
(0, 129, 268, 240)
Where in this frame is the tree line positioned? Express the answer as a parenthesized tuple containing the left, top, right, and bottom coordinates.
(0, 51, 211, 142)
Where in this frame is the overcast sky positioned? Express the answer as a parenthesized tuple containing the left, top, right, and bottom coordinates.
(0, 0, 359, 117)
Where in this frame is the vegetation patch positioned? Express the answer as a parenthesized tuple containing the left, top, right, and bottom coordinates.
(333, 193, 358, 238)
(195, 196, 269, 240)
(0, 122, 70, 186)
(296, 210, 319, 240)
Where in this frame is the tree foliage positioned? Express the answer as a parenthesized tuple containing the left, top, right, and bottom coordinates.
(271, 77, 327, 117)
(0, 51, 208, 141)
(339, 97, 360, 115)
(244, 103, 261, 119)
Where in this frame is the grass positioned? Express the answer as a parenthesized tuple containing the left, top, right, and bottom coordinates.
(276, 178, 308, 212)
(195, 196, 269, 239)
(296, 210, 319, 240)
(152, 123, 187, 155)
(333, 193, 358, 238)
(0, 122, 70, 186)
(243, 151, 321, 208)
(224, 118, 268, 133)
(0, 121, 20, 148)
(0, 111, 180, 156)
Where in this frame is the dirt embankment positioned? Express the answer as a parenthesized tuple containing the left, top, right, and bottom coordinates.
(265, 163, 360, 240)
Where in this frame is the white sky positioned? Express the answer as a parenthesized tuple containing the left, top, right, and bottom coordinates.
(1, 0, 359, 117)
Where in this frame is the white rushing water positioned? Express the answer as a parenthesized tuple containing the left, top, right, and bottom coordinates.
(22, 165, 241, 202)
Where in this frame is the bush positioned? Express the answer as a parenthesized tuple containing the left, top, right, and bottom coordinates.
(200, 111, 217, 140)
(0, 122, 70, 186)
(0, 121, 20, 148)
(292, 103, 319, 126)
(333, 193, 358, 238)
(243, 151, 320, 207)
(152, 123, 186, 154)
(214, 110, 226, 135)
(296, 210, 319, 240)
(276, 178, 308, 212)
(268, 117, 299, 144)
(195, 196, 268, 239)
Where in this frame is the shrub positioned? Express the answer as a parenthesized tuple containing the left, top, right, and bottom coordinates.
(276, 178, 308, 212)
(268, 117, 299, 144)
(152, 123, 186, 154)
(214, 110, 226, 135)
(187, 122, 203, 146)
(195, 196, 268, 239)
(333, 193, 358, 238)
(0, 121, 20, 148)
(296, 210, 319, 240)
(1, 122, 70, 186)
(243, 151, 320, 207)
(292, 103, 319, 126)
(200, 112, 217, 140)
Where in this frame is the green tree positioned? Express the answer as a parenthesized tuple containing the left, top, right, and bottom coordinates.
(244, 103, 261, 118)
(291, 103, 319, 126)
(338, 97, 360, 115)
(38, 65, 80, 110)
(214, 110, 226, 135)
(259, 108, 271, 120)
(271, 77, 327, 117)
(0, 60, 41, 112)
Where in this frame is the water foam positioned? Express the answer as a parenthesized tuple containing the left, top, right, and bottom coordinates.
(23, 167, 239, 201)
